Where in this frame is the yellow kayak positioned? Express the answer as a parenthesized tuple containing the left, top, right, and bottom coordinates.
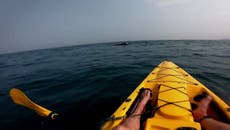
(101, 60, 230, 130)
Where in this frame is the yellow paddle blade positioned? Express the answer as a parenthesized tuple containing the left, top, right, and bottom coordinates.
(10, 88, 58, 120)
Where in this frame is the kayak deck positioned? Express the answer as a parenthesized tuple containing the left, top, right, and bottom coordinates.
(102, 60, 230, 130)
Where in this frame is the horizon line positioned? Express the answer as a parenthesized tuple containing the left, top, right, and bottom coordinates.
(1, 39, 230, 56)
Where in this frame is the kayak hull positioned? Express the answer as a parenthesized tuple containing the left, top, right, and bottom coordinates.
(102, 60, 230, 130)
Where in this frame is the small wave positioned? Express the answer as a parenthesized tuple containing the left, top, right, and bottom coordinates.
(0, 64, 18, 69)
(203, 72, 230, 81)
(210, 54, 230, 58)
(192, 53, 205, 57)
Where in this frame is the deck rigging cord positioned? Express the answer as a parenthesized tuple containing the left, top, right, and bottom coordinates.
(105, 66, 196, 121)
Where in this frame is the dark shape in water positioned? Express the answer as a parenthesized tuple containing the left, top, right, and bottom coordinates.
(115, 42, 128, 46)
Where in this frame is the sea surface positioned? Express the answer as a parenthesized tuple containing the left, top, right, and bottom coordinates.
(0, 40, 230, 130)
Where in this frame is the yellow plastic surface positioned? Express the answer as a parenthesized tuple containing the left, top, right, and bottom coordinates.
(10, 88, 53, 118)
(101, 60, 230, 130)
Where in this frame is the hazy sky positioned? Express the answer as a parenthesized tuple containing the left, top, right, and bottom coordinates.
(1, 0, 230, 54)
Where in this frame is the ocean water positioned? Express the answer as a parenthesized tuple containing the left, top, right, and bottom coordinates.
(0, 40, 230, 130)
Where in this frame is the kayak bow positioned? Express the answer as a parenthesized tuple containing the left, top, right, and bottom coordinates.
(102, 60, 230, 130)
